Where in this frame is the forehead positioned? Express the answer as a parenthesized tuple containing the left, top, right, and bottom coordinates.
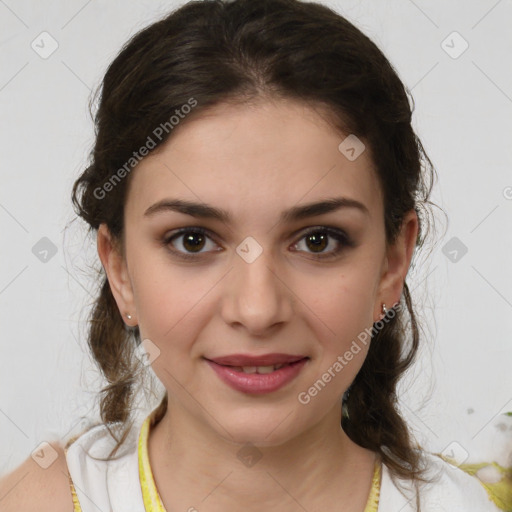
(125, 99, 382, 226)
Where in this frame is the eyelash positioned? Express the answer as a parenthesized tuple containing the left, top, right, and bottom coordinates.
(161, 226, 354, 261)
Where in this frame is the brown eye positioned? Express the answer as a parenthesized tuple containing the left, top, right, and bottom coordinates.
(163, 227, 220, 259)
(181, 231, 206, 252)
(292, 227, 353, 259)
(304, 231, 329, 253)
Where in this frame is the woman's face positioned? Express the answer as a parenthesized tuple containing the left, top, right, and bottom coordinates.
(98, 98, 417, 446)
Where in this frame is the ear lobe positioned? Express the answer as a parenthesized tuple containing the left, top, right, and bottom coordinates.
(377, 209, 419, 314)
(96, 223, 136, 324)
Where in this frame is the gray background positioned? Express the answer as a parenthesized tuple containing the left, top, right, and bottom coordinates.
(1, 0, 511, 475)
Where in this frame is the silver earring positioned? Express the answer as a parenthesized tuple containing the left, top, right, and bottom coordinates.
(126, 313, 132, 320)
(381, 303, 387, 316)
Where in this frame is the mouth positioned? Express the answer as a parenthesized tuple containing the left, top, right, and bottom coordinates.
(203, 355, 310, 394)
(204, 353, 308, 367)
(206, 359, 308, 374)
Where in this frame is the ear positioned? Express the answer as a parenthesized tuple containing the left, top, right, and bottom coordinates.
(97, 223, 137, 326)
(375, 209, 419, 321)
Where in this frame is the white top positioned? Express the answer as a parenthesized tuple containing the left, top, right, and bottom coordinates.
(65, 423, 143, 512)
(64, 410, 502, 512)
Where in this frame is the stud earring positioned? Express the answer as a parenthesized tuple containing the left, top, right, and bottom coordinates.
(126, 313, 132, 320)
(381, 303, 387, 316)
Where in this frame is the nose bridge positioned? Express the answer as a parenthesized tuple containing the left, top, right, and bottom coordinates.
(221, 235, 292, 333)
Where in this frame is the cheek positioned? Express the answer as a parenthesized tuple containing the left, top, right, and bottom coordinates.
(132, 258, 217, 356)
(134, 271, 211, 394)
(307, 272, 376, 341)
(302, 276, 376, 388)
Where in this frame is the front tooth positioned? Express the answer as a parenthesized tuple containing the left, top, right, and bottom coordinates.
(239, 364, 286, 373)
(256, 365, 275, 374)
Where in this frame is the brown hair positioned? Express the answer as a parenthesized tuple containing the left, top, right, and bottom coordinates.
(70, 0, 443, 498)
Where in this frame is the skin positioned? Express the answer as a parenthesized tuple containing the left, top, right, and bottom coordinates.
(97, 97, 418, 511)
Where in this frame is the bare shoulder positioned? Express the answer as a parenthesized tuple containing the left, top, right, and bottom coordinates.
(0, 441, 74, 512)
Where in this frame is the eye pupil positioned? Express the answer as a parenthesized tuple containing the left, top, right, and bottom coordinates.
(183, 233, 205, 252)
(306, 231, 328, 252)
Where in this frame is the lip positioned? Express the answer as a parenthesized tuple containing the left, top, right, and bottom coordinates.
(205, 353, 307, 366)
(205, 357, 309, 395)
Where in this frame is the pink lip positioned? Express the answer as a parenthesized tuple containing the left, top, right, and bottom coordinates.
(206, 353, 307, 366)
(205, 358, 309, 395)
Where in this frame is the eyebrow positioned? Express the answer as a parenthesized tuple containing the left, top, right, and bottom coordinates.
(143, 196, 370, 223)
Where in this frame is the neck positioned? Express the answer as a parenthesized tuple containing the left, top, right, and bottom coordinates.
(147, 400, 378, 512)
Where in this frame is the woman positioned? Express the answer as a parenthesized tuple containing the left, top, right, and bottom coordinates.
(0, 0, 506, 510)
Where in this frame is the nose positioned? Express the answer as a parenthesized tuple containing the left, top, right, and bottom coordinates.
(219, 244, 294, 337)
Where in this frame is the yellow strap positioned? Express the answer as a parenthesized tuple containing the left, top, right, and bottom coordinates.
(63, 445, 83, 512)
(139, 413, 167, 511)
(364, 457, 381, 512)
(69, 478, 83, 512)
